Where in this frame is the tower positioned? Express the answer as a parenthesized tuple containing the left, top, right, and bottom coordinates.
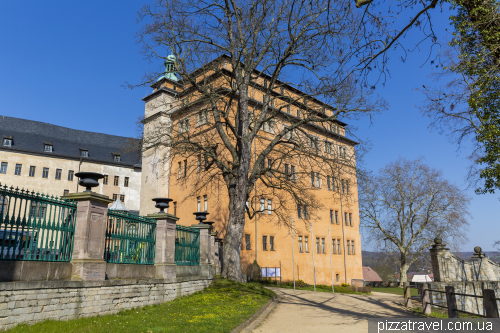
(139, 55, 180, 215)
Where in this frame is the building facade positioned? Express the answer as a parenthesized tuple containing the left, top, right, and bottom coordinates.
(0, 116, 142, 212)
(140, 56, 363, 285)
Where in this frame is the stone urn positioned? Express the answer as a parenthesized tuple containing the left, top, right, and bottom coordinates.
(75, 172, 104, 192)
(152, 198, 173, 214)
(194, 211, 209, 224)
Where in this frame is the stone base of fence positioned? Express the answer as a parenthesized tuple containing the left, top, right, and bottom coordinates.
(105, 263, 155, 280)
(0, 276, 212, 331)
(0, 262, 72, 282)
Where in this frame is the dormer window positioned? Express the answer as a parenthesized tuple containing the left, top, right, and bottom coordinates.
(80, 149, 89, 158)
(113, 154, 121, 162)
(44, 143, 53, 152)
(2, 138, 12, 147)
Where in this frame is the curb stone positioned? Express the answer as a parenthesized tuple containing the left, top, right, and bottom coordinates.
(231, 294, 279, 333)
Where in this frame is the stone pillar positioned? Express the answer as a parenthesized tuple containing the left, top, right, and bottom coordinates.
(148, 213, 179, 281)
(190, 224, 212, 278)
(429, 236, 451, 282)
(65, 192, 113, 281)
(210, 232, 216, 276)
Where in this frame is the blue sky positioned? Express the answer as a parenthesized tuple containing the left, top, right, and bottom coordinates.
(0, 1, 498, 252)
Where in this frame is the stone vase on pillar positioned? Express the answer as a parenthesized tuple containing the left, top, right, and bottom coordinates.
(149, 198, 178, 281)
(64, 191, 113, 281)
(191, 212, 213, 278)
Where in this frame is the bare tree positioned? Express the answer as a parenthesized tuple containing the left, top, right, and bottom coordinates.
(136, 0, 388, 281)
(359, 157, 471, 285)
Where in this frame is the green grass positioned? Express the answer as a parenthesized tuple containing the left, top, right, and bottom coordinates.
(6, 278, 275, 333)
(260, 281, 370, 295)
(371, 287, 418, 296)
(409, 306, 483, 319)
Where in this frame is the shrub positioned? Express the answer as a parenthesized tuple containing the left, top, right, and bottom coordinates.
(295, 279, 308, 288)
(341, 283, 350, 287)
(246, 260, 261, 281)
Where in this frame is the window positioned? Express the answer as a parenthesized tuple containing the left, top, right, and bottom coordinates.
(262, 120, 275, 133)
(263, 236, 267, 251)
(197, 155, 202, 173)
(68, 170, 74, 181)
(285, 164, 289, 180)
(42, 167, 49, 178)
(316, 238, 320, 254)
(337, 239, 341, 254)
(330, 210, 334, 224)
(260, 198, 265, 213)
(80, 150, 88, 157)
(173, 202, 177, 216)
(297, 109, 301, 119)
(351, 240, 355, 255)
(55, 169, 61, 180)
(336, 274, 339, 282)
(347, 240, 351, 255)
(291, 165, 296, 182)
(346, 180, 349, 195)
(29, 166, 35, 177)
(339, 146, 347, 159)
(44, 144, 52, 152)
(183, 160, 187, 177)
(204, 195, 208, 211)
(179, 118, 190, 133)
(284, 126, 294, 140)
(286, 105, 291, 114)
(113, 194, 118, 201)
(197, 197, 201, 211)
(0, 162, 7, 174)
(309, 136, 319, 150)
(341, 179, 345, 193)
(335, 211, 339, 224)
(270, 236, 275, 251)
(327, 176, 331, 190)
(267, 199, 272, 214)
(297, 205, 302, 218)
(114, 155, 121, 162)
(3, 138, 12, 146)
(197, 109, 210, 126)
(311, 171, 314, 187)
(63, 189, 69, 196)
(331, 177, 336, 191)
(316, 172, 320, 188)
(178, 162, 182, 179)
(0, 196, 7, 216)
(267, 159, 272, 177)
(304, 236, 309, 253)
(124, 177, 129, 187)
(14, 164, 21, 176)
(120, 195, 125, 202)
(298, 236, 303, 252)
(321, 105, 326, 114)
(322, 238, 326, 253)
(114, 176, 119, 186)
(245, 234, 251, 250)
(325, 141, 334, 154)
(345, 212, 348, 226)
(349, 213, 352, 226)
(332, 239, 337, 254)
(30, 202, 46, 219)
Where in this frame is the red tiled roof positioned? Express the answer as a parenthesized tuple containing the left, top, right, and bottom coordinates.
(363, 266, 383, 282)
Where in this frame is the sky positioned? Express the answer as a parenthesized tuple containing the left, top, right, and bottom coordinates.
(0, 1, 498, 252)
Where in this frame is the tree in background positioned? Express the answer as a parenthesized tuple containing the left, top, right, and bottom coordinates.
(419, 0, 500, 195)
(359, 158, 471, 285)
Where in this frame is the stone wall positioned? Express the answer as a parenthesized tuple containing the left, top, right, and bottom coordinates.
(429, 237, 500, 315)
(0, 276, 211, 331)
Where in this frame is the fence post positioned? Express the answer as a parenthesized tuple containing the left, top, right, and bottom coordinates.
(422, 283, 431, 314)
(404, 282, 412, 307)
(148, 212, 179, 281)
(190, 224, 213, 278)
(445, 286, 458, 318)
(64, 192, 112, 281)
(483, 289, 499, 318)
(210, 231, 216, 276)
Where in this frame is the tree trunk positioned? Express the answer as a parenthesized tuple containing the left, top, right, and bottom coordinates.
(399, 255, 410, 287)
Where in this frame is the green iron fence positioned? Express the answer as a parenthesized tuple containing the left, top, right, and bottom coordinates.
(175, 225, 200, 265)
(0, 183, 77, 262)
(104, 210, 156, 265)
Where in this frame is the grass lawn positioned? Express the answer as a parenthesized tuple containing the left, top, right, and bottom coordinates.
(6, 278, 275, 333)
(371, 287, 418, 297)
(408, 306, 483, 319)
(261, 281, 371, 295)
